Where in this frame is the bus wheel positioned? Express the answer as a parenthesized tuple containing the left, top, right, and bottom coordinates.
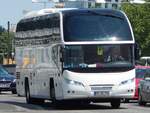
(25, 78, 34, 104)
(123, 99, 130, 103)
(12, 90, 17, 94)
(110, 99, 121, 109)
(25, 78, 44, 104)
(50, 78, 55, 101)
(79, 100, 91, 105)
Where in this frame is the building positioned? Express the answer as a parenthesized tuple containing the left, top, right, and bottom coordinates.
(59, 0, 122, 9)
(91, 0, 122, 9)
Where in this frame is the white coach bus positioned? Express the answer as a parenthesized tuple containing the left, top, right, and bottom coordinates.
(15, 8, 138, 108)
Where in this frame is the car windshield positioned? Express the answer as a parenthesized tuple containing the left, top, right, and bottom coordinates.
(136, 69, 146, 79)
(63, 10, 132, 42)
(63, 44, 133, 72)
(139, 59, 150, 66)
(0, 66, 9, 77)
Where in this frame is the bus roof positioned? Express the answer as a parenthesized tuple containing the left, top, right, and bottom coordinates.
(23, 8, 77, 19)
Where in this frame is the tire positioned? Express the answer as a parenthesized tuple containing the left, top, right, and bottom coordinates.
(80, 100, 91, 105)
(51, 87, 55, 99)
(124, 99, 130, 103)
(12, 90, 17, 94)
(25, 79, 32, 104)
(25, 79, 44, 104)
(50, 78, 56, 101)
(110, 99, 121, 109)
(138, 92, 146, 106)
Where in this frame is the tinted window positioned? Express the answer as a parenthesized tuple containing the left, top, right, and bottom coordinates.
(63, 44, 133, 72)
(145, 69, 150, 78)
(63, 10, 132, 42)
(16, 14, 60, 32)
(16, 48, 24, 68)
(136, 69, 146, 79)
(0, 67, 9, 77)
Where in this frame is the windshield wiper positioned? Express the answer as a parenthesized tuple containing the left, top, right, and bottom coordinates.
(87, 10, 124, 20)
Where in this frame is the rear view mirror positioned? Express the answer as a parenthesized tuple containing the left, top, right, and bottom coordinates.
(134, 43, 141, 60)
(145, 77, 150, 81)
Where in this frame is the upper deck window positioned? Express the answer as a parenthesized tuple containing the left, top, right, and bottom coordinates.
(16, 14, 60, 32)
(63, 10, 133, 42)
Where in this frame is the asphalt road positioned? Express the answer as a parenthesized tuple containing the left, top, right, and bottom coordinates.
(0, 92, 150, 113)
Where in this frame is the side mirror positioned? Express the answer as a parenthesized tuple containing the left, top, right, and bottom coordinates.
(134, 43, 141, 60)
(145, 77, 150, 81)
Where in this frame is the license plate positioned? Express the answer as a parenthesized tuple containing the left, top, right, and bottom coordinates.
(94, 91, 110, 96)
(0, 84, 10, 88)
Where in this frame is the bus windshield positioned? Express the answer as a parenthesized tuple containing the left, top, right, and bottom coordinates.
(63, 45, 133, 72)
(63, 10, 132, 42)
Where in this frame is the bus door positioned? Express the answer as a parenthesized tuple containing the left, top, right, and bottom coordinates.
(51, 45, 63, 99)
(23, 48, 36, 95)
(33, 47, 52, 97)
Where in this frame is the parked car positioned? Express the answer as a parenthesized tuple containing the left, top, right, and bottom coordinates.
(140, 56, 150, 66)
(123, 66, 149, 102)
(134, 66, 150, 99)
(0, 65, 16, 94)
(138, 67, 150, 106)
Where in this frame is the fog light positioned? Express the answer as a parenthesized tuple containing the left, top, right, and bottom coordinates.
(128, 89, 134, 92)
(91, 91, 94, 96)
(130, 89, 134, 92)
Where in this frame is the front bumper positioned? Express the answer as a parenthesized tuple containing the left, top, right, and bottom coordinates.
(0, 82, 16, 92)
(60, 82, 135, 100)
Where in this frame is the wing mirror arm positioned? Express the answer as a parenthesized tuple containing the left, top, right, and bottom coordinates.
(134, 43, 141, 60)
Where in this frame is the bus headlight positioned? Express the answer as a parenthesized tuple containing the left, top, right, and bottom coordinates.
(64, 78, 84, 86)
(119, 78, 134, 86)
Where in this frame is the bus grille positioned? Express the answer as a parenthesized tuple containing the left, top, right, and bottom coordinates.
(90, 85, 113, 91)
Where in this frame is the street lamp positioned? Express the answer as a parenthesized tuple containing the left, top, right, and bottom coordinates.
(11, 52, 15, 63)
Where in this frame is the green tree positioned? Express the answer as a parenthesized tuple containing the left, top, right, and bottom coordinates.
(0, 26, 5, 34)
(0, 27, 14, 64)
(122, 3, 150, 56)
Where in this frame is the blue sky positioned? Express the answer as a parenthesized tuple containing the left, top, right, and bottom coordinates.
(0, 0, 54, 28)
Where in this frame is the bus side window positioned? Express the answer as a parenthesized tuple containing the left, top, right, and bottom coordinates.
(45, 47, 51, 63)
(29, 49, 35, 66)
(16, 48, 23, 68)
(52, 46, 58, 64)
(36, 47, 51, 64)
(22, 49, 30, 68)
(36, 48, 44, 64)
